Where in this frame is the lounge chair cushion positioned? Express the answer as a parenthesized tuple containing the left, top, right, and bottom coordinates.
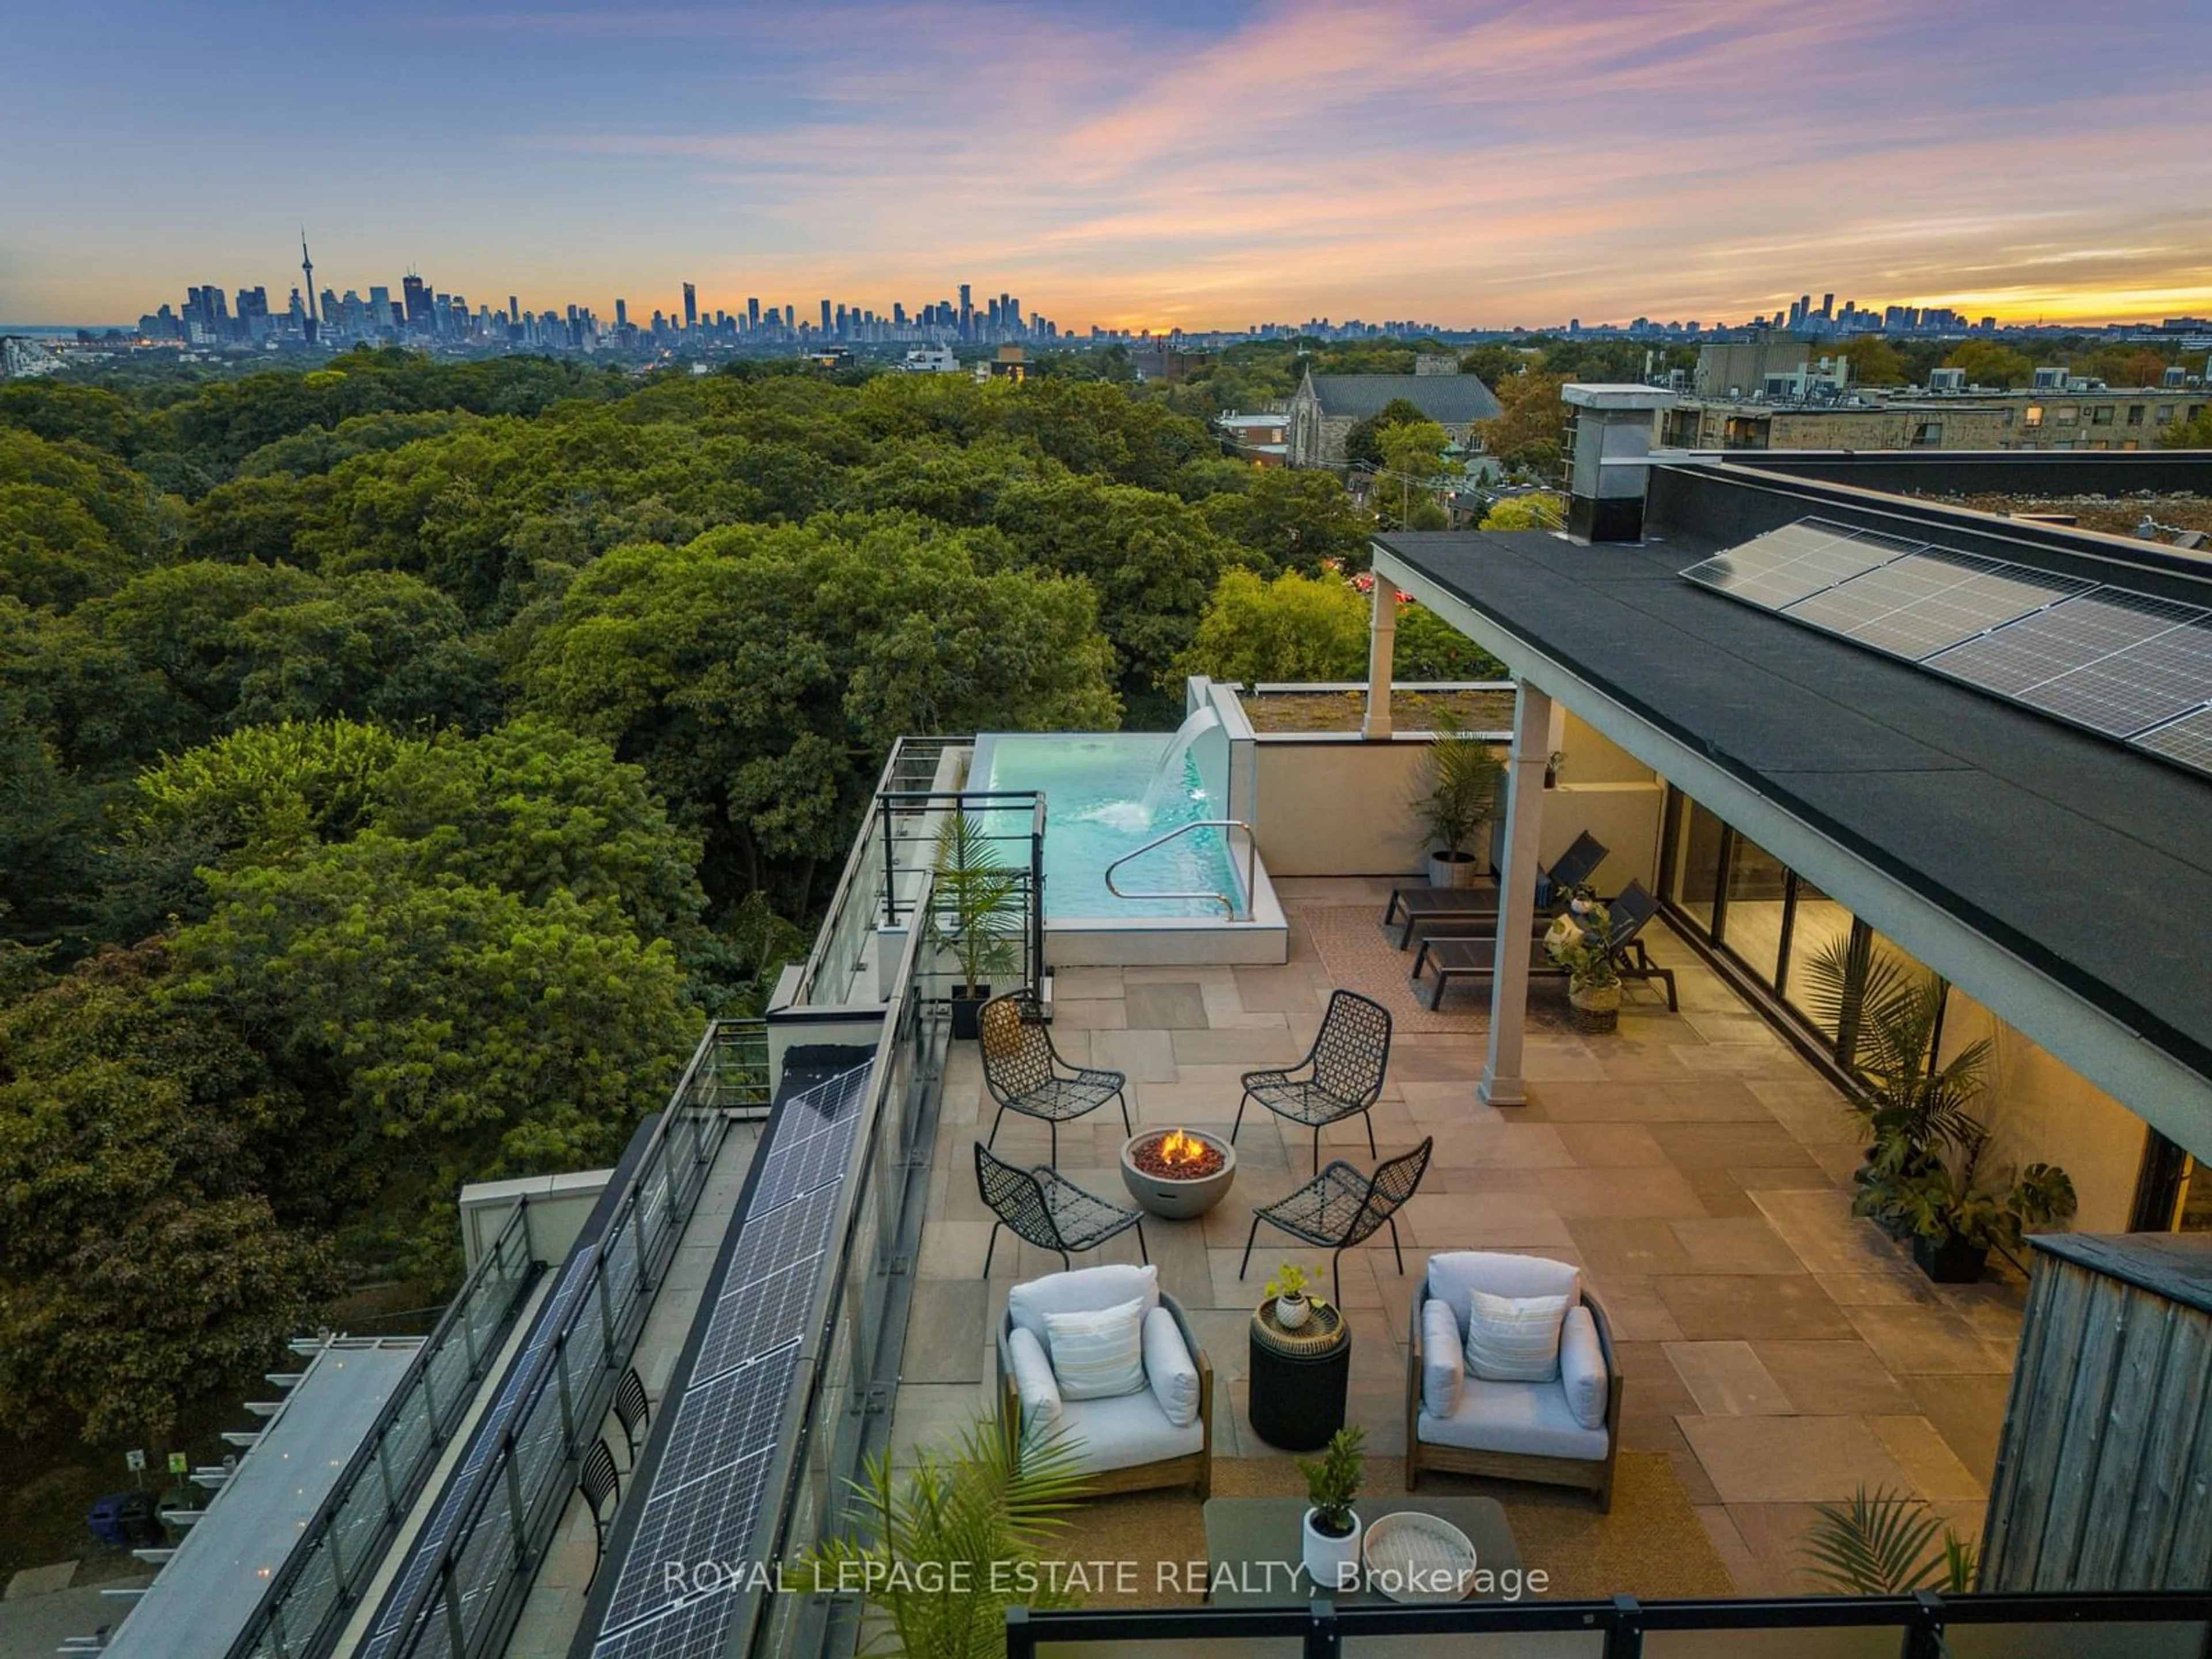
(1044, 1298, 1147, 1400)
(1421, 1298, 1464, 1417)
(1006, 1327, 1062, 1427)
(1058, 1389, 1206, 1476)
(1007, 1263, 1160, 1344)
(1142, 1306, 1200, 1427)
(1464, 1290, 1570, 1383)
(1418, 1376, 1611, 1463)
(1559, 1306, 1608, 1430)
(1427, 1252, 1581, 1331)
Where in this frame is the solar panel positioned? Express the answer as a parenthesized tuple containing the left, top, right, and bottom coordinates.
(1929, 590, 2210, 700)
(1784, 551, 2090, 660)
(589, 1057, 875, 1659)
(1680, 518, 1908, 608)
(2016, 616, 2212, 736)
(2135, 706, 2212, 775)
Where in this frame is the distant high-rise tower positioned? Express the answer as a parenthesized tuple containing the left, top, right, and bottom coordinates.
(615, 298, 628, 329)
(959, 282, 972, 338)
(820, 298, 833, 334)
(683, 282, 698, 332)
(300, 232, 317, 344)
(509, 293, 520, 325)
(747, 297, 760, 331)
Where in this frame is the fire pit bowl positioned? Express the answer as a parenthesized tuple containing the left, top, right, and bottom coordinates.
(1119, 1128, 1238, 1219)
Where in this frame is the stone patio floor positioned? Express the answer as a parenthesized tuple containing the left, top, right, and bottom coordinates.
(891, 877, 2027, 1598)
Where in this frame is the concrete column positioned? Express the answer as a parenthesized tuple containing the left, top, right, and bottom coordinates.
(1361, 570, 1396, 741)
(1480, 680, 1552, 1107)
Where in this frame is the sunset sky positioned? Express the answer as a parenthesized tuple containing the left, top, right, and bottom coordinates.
(5, 0, 2210, 329)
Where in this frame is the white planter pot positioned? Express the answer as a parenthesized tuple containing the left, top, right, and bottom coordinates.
(1302, 1508, 1363, 1593)
(1274, 1294, 1310, 1330)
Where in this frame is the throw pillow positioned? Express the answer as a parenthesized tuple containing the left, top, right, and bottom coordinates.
(1006, 1327, 1062, 1427)
(1141, 1306, 1200, 1427)
(1421, 1297, 1464, 1417)
(1463, 1289, 1570, 1383)
(1044, 1297, 1148, 1400)
(1559, 1305, 1608, 1430)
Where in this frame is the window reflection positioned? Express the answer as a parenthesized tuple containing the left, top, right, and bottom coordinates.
(1719, 835, 1790, 991)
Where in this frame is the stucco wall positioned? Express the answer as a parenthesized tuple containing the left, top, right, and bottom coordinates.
(1938, 987, 2149, 1235)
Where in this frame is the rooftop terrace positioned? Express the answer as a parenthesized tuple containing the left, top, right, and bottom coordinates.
(893, 878, 2023, 1602)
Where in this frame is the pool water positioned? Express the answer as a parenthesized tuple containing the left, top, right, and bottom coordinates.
(975, 733, 1243, 919)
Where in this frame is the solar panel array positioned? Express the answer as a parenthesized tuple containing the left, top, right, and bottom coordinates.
(1680, 518, 2212, 778)
(589, 1060, 872, 1659)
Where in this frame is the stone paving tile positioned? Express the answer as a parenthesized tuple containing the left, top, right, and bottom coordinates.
(1844, 1304, 2015, 1375)
(1566, 1217, 1697, 1277)
(1656, 1274, 1857, 1341)
(1869, 1414, 1987, 1500)
(1665, 1340, 1795, 1415)
(1749, 1339, 1921, 1415)
(1124, 981, 1211, 1029)
(1669, 1215, 1806, 1274)
(1680, 1416, 1915, 1503)
(1905, 1372, 2014, 1486)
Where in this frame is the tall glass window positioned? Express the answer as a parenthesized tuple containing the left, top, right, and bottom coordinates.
(1671, 798, 1728, 934)
(1719, 835, 1790, 991)
(1781, 874, 1857, 1048)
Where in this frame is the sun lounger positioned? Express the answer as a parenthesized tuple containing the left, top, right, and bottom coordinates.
(1381, 830, 1609, 949)
(1410, 881, 1678, 1012)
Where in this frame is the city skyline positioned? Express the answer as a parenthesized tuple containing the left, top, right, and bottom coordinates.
(4, 0, 2211, 329)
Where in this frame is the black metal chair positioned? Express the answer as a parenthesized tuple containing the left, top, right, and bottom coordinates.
(1412, 879, 1677, 1012)
(579, 1439, 620, 1584)
(975, 1141, 1148, 1275)
(979, 991, 1130, 1166)
(1240, 1138, 1434, 1305)
(1380, 830, 1612, 949)
(1232, 989, 1393, 1173)
(611, 1366, 650, 1466)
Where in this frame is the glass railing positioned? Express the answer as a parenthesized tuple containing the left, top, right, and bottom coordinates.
(225, 1202, 539, 1659)
(1003, 1591, 2212, 1659)
(365, 1018, 739, 1659)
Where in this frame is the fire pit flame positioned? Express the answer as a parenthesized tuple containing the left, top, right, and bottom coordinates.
(1159, 1128, 1205, 1166)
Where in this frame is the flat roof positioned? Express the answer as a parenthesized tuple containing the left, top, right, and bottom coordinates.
(103, 1338, 421, 1659)
(1372, 525, 2212, 1086)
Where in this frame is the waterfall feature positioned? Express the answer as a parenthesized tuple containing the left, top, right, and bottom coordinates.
(1138, 706, 1221, 823)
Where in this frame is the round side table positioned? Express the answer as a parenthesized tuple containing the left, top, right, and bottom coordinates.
(1247, 1301, 1351, 1451)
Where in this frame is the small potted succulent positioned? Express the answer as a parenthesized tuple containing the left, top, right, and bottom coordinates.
(1264, 1262, 1323, 1330)
(1299, 1425, 1367, 1593)
(1544, 892, 1622, 1033)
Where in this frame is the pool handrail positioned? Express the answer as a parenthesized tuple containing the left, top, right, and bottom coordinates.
(1104, 819, 1255, 920)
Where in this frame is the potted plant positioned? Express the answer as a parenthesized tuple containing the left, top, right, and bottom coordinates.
(795, 1409, 1089, 1653)
(1298, 1425, 1366, 1592)
(930, 808, 1024, 1040)
(1800, 1483, 1977, 1593)
(1411, 715, 1505, 888)
(1857, 1125, 2077, 1283)
(1800, 934, 2077, 1282)
(1544, 895, 1622, 1033)
(1264, 1262, 1324, 1330)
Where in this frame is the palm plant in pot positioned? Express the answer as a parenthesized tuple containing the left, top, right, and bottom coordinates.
(1544, 892, 1622, 1033)
(1798, 933, 2075, 1281)
(930, 808, 1024, 1041)
(1298, 1425, 1366, 1592)
(1411, 716, 1504, 888)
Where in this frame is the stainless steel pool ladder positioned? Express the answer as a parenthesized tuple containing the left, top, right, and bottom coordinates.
(1103, 820, 1256, 920)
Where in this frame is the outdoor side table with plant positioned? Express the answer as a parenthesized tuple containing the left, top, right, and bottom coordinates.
(1544, 889, 1623, 1033)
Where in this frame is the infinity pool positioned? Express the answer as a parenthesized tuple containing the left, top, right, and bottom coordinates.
(972, 732, 1243, 919)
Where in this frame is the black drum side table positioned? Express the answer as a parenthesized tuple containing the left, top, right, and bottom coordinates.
(1247, 1300, 1351, 1451)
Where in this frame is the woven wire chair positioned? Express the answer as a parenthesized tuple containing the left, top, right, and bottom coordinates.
(1239, 1137, 1434, 1305)
(579, 1439, 620, 1584)
(975, 1141, 1148, 1275)
(1232, 989, 1393, 1174)
(980, 991, 1130, 1166)
(611, 1366, 650, 1466)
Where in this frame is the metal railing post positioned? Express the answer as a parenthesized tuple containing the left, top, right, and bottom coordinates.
(1902, 1589, 1946, 1659)
(1304, 1598, 1340, 1659)
(1004, 1605, 1032, 1659)
(1605, 1593, 1643, 1659)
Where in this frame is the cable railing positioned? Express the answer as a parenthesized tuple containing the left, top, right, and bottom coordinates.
(1104, 819, 1255, 919)
(362, 1018, 740, 1659)
(224, 1202, 539, 1659)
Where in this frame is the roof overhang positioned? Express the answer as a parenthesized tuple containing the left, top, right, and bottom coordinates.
(1371, 535, 2212, 1157)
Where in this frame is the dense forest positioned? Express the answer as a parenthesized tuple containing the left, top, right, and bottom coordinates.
(0, 344, 1511, 1453)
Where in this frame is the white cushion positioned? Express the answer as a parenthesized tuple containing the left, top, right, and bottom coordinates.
(1006, 1327, 1061, 1428)
(1421, 1298, 1464, 1417)
(1559, 1305, 1608, 1430)
(1057, 1389, 1206, 1475)
(1142, 1306, 1200, 1428)
(1418, 1376, 1610, 1462)
(1427, 1252, 1580, 1335)
(1044, 1298, 1147, 1400)
(1464, 1290, 1570, 1382)
(1007, 1264, 1160, 1345)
